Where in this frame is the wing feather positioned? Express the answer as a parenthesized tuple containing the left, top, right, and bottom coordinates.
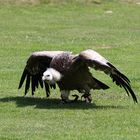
(18, 68, 28, 89)
(18, 51, 64, 96)
(76, 49, 137, 103)
(38, 75, 43, 88)
(25, 73, 30, 95)
(31, 76, 36, 96)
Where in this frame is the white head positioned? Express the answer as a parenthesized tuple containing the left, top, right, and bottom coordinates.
(42, 68, 62, 84)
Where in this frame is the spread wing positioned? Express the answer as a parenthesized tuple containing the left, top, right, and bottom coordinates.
(73, 49, 137, 103)
(18, 51, 64, 97)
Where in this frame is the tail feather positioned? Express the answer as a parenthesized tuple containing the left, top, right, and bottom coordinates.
(92, 77, 110, 90)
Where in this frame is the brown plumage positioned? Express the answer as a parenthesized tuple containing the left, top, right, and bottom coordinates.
(18, 49, 137, 103)
(50, 53, 109, 91)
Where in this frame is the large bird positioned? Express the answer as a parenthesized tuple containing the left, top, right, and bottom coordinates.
(18, 49, 137, 103)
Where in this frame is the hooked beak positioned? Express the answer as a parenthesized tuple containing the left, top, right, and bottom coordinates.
(42, 76, 51, 84)
(42, 76, 46, 81)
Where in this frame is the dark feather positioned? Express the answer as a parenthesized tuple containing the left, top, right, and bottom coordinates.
(18, 68, 28, 89)
(50, 84, 56, 89)
(25, 74, 30, 95)
(31, 76, 36, 96)
(34, 75, 39, 89)
(38, 76, 43, 88)
(110, 73, 137, 103)
(44, 82, 50, 97)
(107, 62, 130, 84)
(92, 77, 110, 90)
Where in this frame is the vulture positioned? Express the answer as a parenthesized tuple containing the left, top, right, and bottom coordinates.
(18, 49, 137, 103)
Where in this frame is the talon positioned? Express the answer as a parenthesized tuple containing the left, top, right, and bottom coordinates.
(86, 95, 92, 103)
(81, 93, 92, 103)
(72, 94, 79, 102)
(81, 94, 86, 100)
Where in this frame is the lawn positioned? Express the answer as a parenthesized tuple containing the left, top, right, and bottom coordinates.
(0, 0, 140, 139)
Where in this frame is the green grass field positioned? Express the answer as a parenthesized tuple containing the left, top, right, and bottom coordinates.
(0, 0, 140, 139)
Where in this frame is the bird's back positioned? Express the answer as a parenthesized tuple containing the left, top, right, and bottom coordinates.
(50, 52, 73, 75)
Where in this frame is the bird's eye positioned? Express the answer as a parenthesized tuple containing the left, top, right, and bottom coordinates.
(46, 75, 50, 77)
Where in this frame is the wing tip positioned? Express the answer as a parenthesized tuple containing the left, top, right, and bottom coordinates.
(18, 68, 28, 89)
(110, 72, 138, 103)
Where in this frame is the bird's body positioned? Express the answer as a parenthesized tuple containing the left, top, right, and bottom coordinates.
(50, 52, 109, 91)
(18, 49, 137, 103)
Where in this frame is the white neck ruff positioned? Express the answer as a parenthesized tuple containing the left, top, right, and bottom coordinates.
(47, 68, 62, 81)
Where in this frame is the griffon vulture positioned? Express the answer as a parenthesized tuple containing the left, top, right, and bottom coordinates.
(18, 49, 137, 103)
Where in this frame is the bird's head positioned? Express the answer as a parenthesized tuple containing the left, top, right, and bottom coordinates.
(42, 70, 53, 82)
(42, 68, 62, 84)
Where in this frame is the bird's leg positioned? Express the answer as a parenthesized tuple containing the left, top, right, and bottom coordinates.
(81, 86, 92, 103)
(81, 93, 92, 103)
(60, 90, 70, 103)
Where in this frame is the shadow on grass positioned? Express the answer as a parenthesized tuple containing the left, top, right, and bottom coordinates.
(0, 96, 125, 110)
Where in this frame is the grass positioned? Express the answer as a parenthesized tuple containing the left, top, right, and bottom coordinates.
(0, 0, 140, 139)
